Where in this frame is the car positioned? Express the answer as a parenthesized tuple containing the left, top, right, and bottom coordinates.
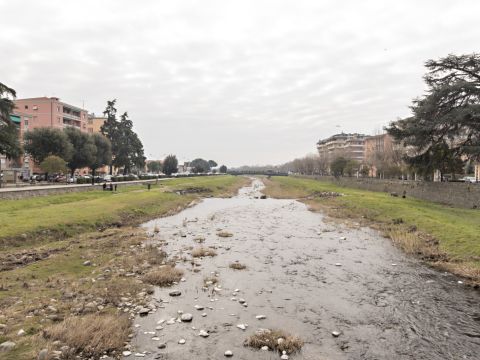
(103, 175, 113, 182)
(461, 176, 478, 183)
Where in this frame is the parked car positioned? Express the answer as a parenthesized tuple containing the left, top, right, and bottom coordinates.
(461, 176, 478, 183)
(103, 175, 113, 182)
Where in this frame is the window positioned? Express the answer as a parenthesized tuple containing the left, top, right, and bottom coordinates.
(24, 119, 29, 125)
(57, 106, 60, 112)
(24, 105, 28, 109)
(33, 105, 38, 110)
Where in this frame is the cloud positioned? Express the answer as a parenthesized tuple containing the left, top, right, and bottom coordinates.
(1, 0, 479, 165)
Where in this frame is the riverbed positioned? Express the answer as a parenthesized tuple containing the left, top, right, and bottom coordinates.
(132, 179, 480, 359)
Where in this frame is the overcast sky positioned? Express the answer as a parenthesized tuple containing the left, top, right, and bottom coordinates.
(1, 0, 479, 166)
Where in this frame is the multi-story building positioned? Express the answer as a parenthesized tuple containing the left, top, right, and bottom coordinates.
(87, 116, 106, 134)
(317, 133, 367, 165)
(13, 97, 89, 133)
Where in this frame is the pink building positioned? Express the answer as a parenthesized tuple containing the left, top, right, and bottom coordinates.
(13, 97, 89, 133)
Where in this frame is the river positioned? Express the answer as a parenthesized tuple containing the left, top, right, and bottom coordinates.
(131, 179, 480, 360)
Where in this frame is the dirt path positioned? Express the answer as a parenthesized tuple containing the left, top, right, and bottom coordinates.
(130, 179, 480, 359)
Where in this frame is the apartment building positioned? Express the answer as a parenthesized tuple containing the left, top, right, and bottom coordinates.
(13, 97, 89, 133)
(317, 133, 367, 164)
(87, 116, 106, 134)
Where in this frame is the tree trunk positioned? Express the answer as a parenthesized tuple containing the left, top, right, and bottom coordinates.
(91, 168, 95, 185)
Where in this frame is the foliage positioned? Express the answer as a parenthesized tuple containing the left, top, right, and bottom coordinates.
(344, 159, 359, 177)
(219, 164, 227, 173)
(386, 53, 480, 178)
(190, 158, 210, 173)
(24, 128, 73, 164)
(147, 160, 162, 173)
(0, 82, 22, 159)
(64, 127, 96, 176)
(208, 160, 218, 168)
(330, 157, 347, 177)
(101, 100, 145, 174)
(89, 134, 112, 171)
(162, 154, 178, 175)
(39, 155, 67, 174)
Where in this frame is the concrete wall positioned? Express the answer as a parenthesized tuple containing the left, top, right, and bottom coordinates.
(296, 175, 480, 209)
(0, 180, 157, 200)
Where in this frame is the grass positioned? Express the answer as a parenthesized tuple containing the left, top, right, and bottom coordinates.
(0, 175, 248, 249)
(229, 262, 247, 270)
(244, 328, 304, 354)
(0, 175, 248, 359)
(191, 246, 217, 258)
(263, 176, 480, 282)
(142, 266, 184, 286)
(41, 313, 130, 358)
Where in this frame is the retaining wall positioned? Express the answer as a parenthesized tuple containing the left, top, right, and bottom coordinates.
(295, 175, 480, 209)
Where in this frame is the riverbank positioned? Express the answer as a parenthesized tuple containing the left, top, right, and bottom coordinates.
(262, 176, 480, 284)
(0, 175, 249, 359)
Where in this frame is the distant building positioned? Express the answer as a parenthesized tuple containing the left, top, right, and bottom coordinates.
(13, 97, 89, 133)
(87, 116, 106, 134)
(317, 133, 367, 165)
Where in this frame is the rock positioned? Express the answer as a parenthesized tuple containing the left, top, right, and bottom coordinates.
(180, 313, 193, 322)
(201, 313, 207, 317)
(261, 346, 269, 351)
(277, 338, 285, 344)
(281, 354, 289, 360)
(236, 324, 247, 330)
(169, 290, 181, 297)
(17, 329, 26, 336)
(194, 305, 204, 310)
(83, 260, 92, 266)
(122, 350, 132, 356)
(238, 298, 246, 304)
(198, 329, 209, 337)
(224, 350, 233, 357)
(157, 343, 167, 349)
(335, 263, 342, 266)
(38, 349, 48, 360)
(255, 315, 266, 320)
(138, 307, 150, 316)
(332, 330, 341, 337)
(178, 339, 186, 344)
(0, 341, 16, 351)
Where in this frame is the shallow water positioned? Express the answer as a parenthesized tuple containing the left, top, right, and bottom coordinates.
(132, 179, 480, 359)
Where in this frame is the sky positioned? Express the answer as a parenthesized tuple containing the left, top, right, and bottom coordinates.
(1, 0, 479, 167)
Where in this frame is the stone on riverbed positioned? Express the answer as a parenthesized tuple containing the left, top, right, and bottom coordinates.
(224, 350, 233, 357)
(198, 329, 209, 337)
(169, 290, 181, 297)
(178, 339, 186, 344)
(180, 313, 193, 322)
(255, 315, 266, 320)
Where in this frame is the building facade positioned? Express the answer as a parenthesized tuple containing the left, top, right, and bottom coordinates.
(317, 133, 367, 165)
(13, 97, 89, 133)
(87, 116, 106, 134)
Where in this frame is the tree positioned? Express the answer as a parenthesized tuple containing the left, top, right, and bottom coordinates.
(162, 155, 178, 176)
(147, 161, 162, 174)
(219, 165, 227, 173)
(330, 157, 347, 177)
(0, 82, 22, 160)
(344, 159, 359, 177)
(39, 155, 67, 175)
(101, 99, 119, 175)
(113, 112, 145, 174)
(88, 133, 112, 181)
(24, 128, 73, 165)
(208, 160, 218, 168)
(190, 158, 210, 173)
(386, 53, 480, 179)
(64, 127, 96, 176)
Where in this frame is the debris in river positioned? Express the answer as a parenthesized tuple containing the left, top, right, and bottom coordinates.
(229, 262, 247, 270)
(217, 231, 233, 238)
(244, 328, 304, 354)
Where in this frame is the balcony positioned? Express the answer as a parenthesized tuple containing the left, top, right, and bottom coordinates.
(63, 118, 81, 128)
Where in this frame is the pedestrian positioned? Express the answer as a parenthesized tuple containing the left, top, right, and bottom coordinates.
(148, 183, 151, 191)
(109, 183, 113, 191)
(114, 184, 117, 191)
(102, 183, 107, 191)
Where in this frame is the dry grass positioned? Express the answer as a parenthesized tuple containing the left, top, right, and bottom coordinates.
(138, 244, 167, 265)
(229, 262, 247, 270)
(42, 313, 130, 357)
(191, 246, 217, 258)
(217, 231, 233, 238)
(244, 328, 304, 354)
(142, 266, 184, 286)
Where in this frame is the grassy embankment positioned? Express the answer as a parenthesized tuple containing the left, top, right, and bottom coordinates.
(0, 175, 249, 359)
(263, 176, 480, 283)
